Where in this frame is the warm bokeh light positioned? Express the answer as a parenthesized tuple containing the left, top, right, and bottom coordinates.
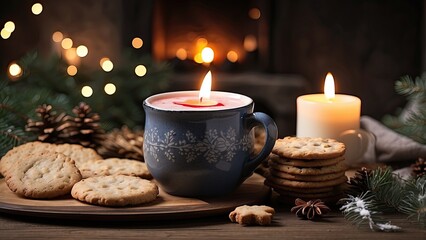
(1, 29, 11, 39)
(8, 62, 22, 77)
(135, 65, 147, 77)
(194, 53, 203, 64)
(101, 59, 114, 72)
(244, 35, 257, 52)
(226, 51, 239, 63)
(31, 3, 43, 15)
(64, 48, 80, 65)
(176, 48, 187, 60)
(324, 72, 335, 100)
(61, 38, 73, 49)
(81, 86, 93, 97)
(196, 38, 208, 48)
(201, 47, 214, 63)
(99, 57, 109, 66)
(132, 37, 143, 49)
(76, 45, 88, 57)
(52, 31, 63, 42)
(248, 8, 261, 20)
(4, 21, 15, 32)
(67, 65, 78, 76)
(199, 71, 212, 100)
(104, 83, 116, 95)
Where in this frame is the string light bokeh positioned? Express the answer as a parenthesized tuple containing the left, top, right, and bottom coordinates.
(2, 2, 153, 98)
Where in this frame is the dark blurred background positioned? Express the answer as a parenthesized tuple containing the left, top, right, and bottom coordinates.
(0, 0, 423, 136)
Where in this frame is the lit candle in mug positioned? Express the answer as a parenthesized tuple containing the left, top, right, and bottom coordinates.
(173, 71, 224, 108)
(143, 72, 278, 196)
(296, 73, 361, 139)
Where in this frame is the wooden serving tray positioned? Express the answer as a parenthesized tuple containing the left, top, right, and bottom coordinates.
(0, 174, 270, 221)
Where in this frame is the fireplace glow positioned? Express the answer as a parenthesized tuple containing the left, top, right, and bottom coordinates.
(201, 47, 214, 63)
(248, 8, 261, 20)
(153, 0, 267, 69)
(227, 51, 239, 63)
(244, 35, 257, 52)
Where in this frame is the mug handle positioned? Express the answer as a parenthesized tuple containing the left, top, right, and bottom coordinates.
(337, 129, 376, 166)
(243, 112, 278, 177)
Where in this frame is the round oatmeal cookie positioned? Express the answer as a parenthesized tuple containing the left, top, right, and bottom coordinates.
(269, 168, 346, 182)
(53, 143, 102, 170)
(0, 142, 102, 177)
(5, 151, 82, 199)
(272, 136, 346, 160)
(267, 175, 348, 189)
(268, 154, 344, 168)
(0, 141, 52, 177)
(71, 175, 159, 207)
(269, 160, 347, 176)
(79, 158, 152, 179)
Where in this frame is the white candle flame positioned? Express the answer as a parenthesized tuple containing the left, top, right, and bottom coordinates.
(324, 72, 335, 100)
(199, 71, 212, 102)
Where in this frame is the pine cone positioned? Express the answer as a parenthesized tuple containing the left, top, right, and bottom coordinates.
(65, 102, 105, 148)
(291, 198, 330, 220)
(96, 126, 144, 161)
(412, 157, 426, 177)
(347, 167, 372, 195)
(26, 104, 69, 143)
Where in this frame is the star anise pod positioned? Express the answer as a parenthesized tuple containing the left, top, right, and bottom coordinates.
(291, 198, 330, 220)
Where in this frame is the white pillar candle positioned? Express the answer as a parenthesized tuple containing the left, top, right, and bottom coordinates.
(296, 73, 361, 139)
(296, 94, 361, 138)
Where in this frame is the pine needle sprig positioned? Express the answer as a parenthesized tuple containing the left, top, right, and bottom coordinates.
(0, 119, 30, 157)
(0, 78, 73, 157)
(340, 192, 401, 232)
(382, 74, 426, 144)
(395, 75, 426, 100)
(367, 167, 405, 212)
(398, 176, 426, 226)
(344, 167, 426, 231)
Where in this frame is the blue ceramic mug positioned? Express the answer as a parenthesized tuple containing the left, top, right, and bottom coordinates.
(143, 91, 278, 197)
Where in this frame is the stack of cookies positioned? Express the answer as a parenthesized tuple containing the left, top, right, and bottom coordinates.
(265, 136, 348, 204)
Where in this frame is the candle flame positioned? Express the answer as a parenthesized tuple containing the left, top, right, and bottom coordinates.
(324, 72, 335, 100)
(199, 71, 212, 102)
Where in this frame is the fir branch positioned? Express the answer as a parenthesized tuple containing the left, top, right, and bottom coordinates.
(382, 74, 426, 144)
(343, 168, 426, 231)
(367, 167, 404, 212)
(395, 75, 426, 99)
(340, 192, 401, 232)
(0, 120, 31, 157)
(398, 176, 426, 226)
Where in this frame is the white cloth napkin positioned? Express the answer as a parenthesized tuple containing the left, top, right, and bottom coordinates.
(360, 115, 426, 163)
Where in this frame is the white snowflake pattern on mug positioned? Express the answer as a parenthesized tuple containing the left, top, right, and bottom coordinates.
(144, 127, 252, 163)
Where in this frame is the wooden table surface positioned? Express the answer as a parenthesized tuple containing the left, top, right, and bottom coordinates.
(1, 194, 425, 240)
